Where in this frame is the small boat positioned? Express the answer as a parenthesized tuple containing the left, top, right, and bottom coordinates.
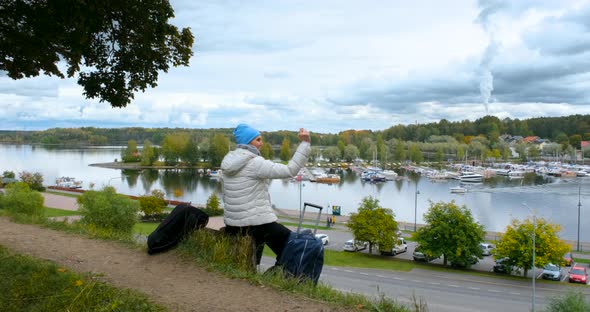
(208, 170, 222, 178)
(381, 170, 398, 180)
(316, 174, 341, 184)
(450, 186, 467, 194)
(55, 177, 82, 188)
(456, 172, 483, 182)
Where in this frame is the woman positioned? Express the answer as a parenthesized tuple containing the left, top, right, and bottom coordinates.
(220, 124, 311, 264)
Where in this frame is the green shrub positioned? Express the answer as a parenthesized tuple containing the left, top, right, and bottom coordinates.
(545, 292, 590, 312)
(138, 189, 167, 216)
(18, 171, 46, 191)
(202, 192, 223, 216)
(0, 182, 44, 218)
(2, 170, 15, 179)
(77, 186, 139, 234)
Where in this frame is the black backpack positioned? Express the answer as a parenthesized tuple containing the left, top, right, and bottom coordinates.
(147, 203, 209, 255)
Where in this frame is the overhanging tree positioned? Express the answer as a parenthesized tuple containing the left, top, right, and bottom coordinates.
(414, 200, 485, 267)
(347, 196, 398, 254)
(494, 217, 570, 277)
(0, 0, 194, 107)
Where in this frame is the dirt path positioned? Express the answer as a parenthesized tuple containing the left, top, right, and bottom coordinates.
(0, 218, 345, 312)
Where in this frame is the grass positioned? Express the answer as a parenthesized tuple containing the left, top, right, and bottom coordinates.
(133, 222, 159, 235)
(0, 245, 165, 312)
(176, 229, 419, 312)
(44, 190, 80, 199)
(574, 258, 590, 265)
(44, 207, 80, 217)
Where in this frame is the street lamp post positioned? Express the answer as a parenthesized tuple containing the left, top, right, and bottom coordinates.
(523, 203, 536, 312)
(414, 183, 420, 232)
(577, 183, 582, 252)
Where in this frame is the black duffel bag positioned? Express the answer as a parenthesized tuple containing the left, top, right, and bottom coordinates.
(147, 203, 209, 255)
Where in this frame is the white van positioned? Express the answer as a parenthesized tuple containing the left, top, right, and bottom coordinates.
(380, 238, 407, 256)
(480, 243, 495, 256)
(343, 239, 368, 252)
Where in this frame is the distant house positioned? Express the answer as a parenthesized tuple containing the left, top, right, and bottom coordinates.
(522, 136, 540, 144)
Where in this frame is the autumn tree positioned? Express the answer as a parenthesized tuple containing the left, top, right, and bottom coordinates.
(279, 138, 291, 162)
(322, 146, 341, 162)
(0, 0, 194, 107)
(409, 144, 423, 163)
(138, 189, 167, 217)
(260, 142, 274, 160)
(393, 140, 406, 162)
(183, 137, 201, 166)
(209, 134, 230, 167)
(494, 217, 570, 278)
(140, 140, 158, 166)
(161, 132, 189, 165)
(413, 201, 485, 267)
(343, 144, 360, 162)
(122, 140, 140, 163)
(347, 196, 398, 254)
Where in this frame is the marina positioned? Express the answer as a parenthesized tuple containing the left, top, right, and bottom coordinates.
(1, 143, 589, 241)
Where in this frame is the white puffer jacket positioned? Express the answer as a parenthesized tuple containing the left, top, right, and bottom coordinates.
(220, 141, 310, 227)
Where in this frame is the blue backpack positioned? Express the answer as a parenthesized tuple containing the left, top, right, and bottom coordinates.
(277, 203, 324, 284)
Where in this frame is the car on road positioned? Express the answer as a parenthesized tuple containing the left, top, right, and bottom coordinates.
(541, 263, 562, 281)
(314, 233, 329, 245)
(379, 238, 407, 256)
(412, 245, 438, 262)
(343, 239, 368, 252)
(479, 243, 495, 256)
(563, 251, 574, 267)
(493, 257, 513, 274)
(568, 266, 588, 284)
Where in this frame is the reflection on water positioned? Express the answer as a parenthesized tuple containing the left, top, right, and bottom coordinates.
(1, 144, 588, 241)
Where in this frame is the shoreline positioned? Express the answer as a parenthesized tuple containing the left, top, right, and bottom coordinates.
(89, 161, 211, 170)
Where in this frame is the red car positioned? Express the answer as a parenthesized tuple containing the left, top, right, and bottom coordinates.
(568, 266, 588, 284)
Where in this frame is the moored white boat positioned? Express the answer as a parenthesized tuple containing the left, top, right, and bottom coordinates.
(450, 186, 467, 193)
(455, 172, 483, 182)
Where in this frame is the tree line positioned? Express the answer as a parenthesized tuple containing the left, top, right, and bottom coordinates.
(1, 114, 590, 167)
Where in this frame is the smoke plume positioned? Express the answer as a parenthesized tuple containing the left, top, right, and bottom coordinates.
(476, 0, 505, 115)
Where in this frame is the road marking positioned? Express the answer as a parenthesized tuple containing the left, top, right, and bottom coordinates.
(344, 270, 354, 273)
(429, 282, 440, 285)
(448, 284, 460, 288)
(376, 275, 387, 278)
(509, 292, 520, 295)
(360, 272, 369, 276)
(411, 280, 421, 283)
(393, 277, 405, 281)
(488, 289, 501, 293)
(468, 287, 480, 290)
(331, 268, 340, 271)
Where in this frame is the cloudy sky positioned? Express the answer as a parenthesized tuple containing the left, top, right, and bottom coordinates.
(2, 0, 590, 133)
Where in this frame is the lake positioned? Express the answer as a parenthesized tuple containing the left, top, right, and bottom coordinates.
(1, 144, 588, 241)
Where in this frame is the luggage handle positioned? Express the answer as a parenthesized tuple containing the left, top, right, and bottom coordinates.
(297, 202, 323, 235)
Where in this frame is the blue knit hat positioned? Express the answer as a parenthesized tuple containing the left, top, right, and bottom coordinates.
(233, 124, 261, 145)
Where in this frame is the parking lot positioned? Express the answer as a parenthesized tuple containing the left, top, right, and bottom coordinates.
(311, 227, 589, 284)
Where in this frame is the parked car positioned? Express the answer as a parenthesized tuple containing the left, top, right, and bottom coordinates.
(568, 266, 588, 284)
(541, 263, 562, 281)
(412, 245, 438, 262)
(343, 239, 368, 252)
(314, 233, 329, 245)
(493, 257, 513, 274)
(479, 243, 495, 256)
(450, 255, 479, 268)
(380, 238, 407, 256)
(563, 252, 574, 266)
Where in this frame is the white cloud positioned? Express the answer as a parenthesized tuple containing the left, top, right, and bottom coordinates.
(1, 0, 590, 133)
